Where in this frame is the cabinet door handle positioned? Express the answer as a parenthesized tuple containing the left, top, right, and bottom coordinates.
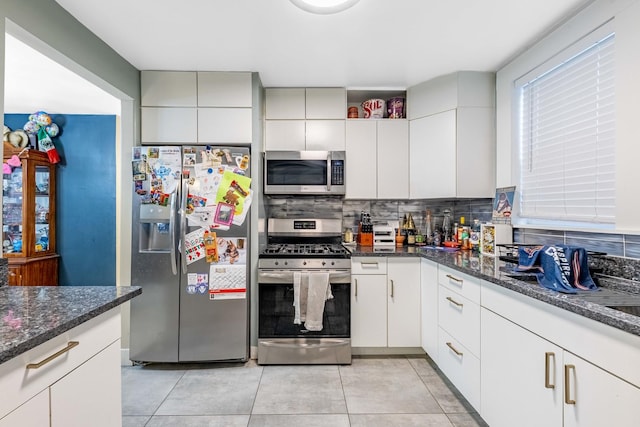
(446, 274, 463, 284)
(545, 352, 555, 389)
(564, 364, 576, 405)
(26, 341, 79, 369)
(390, 280, 394, 298)
(361, 262, 379, 267)
(354, 278, 358, 297)
(446, 342, 463, 357)
(446, 296, 464, 308)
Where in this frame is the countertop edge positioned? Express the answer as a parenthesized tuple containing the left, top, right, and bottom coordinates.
(0, 286, 141, 365)
(350, 247, 640, 338)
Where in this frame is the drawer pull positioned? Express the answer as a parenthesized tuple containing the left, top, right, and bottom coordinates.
(361, 262, 379, 267)
(26, 341, 79, 369)
(545, 352, 555, 389)
(390, 280, 394, 298)
(446, 296, 463, 308)
(446, 342, 463, 357)
(355, 278, 358, 297)
(564, 364, 576, 405)
(446, 274, 463, 284)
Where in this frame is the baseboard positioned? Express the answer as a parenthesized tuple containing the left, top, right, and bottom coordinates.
(121, 348, 133, 366)
(351, 347, 426, 356)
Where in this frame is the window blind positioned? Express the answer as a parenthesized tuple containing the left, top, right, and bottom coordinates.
(518, 33, 615, 224)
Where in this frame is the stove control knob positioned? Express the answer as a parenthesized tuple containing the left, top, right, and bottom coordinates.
(303, 261, 307, 266)
(274, 261, 279, 266)
(284, 261, 288, 266)
(331, 261, 335, 266)
(322, 261, 326, 266)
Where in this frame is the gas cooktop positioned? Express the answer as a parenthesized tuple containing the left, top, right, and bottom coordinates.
(260, 243, 349, 258)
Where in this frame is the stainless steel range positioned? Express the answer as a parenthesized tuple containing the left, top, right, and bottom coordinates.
(257, 218, 351, 364)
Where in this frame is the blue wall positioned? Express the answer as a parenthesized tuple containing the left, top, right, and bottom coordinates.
(4, 114, 116, 286)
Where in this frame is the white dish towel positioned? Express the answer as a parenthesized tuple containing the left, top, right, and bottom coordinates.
(293, 272, 333, 330)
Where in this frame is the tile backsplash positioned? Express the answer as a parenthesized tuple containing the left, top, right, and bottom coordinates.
(263, 196, 493, 235)
(264, 195, 640, 279)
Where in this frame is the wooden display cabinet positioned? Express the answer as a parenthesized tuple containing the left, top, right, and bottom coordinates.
(3, 143, 58, 285)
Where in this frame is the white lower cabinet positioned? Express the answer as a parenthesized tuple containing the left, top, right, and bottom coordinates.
(481, 307, 563, 427)
(0, 309, 123, 427)
(0, 389, 49, 427)
(562, 351, 640, 427)
(351, 257, 421, 348)
(50, 340, 122, 427)
(481, 282, 640, 427)
(438, 328, 480, 410)
(387, 258, 421, 347)
(420, 258, 438, 362)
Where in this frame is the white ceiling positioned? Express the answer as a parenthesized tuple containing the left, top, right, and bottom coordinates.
(5, 0, 593, 114)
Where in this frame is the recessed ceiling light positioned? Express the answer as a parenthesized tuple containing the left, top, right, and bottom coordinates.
(290, 0, 360, 15)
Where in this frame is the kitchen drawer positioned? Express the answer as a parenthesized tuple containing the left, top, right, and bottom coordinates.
(438, 328, 480, 411)
(438, 285, 480, 357)
(438, 265, 480, 304)
(0, 309, 121, 419)
(351, 257, 387, 275)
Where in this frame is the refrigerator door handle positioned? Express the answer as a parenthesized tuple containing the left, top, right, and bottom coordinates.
(169, 190, 178, 275)
(180, 178, 188, 274)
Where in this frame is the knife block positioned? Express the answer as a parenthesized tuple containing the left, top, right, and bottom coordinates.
(357, 223, 373, 246)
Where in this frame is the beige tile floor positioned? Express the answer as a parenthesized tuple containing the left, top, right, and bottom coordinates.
(122, 356, 488, 427)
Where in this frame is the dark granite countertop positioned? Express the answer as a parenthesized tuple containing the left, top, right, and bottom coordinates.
(349, 245, 640, 338)
(0, 286, 141, 364)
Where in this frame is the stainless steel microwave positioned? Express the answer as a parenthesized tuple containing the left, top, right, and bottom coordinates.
(263, 151, 346, 195)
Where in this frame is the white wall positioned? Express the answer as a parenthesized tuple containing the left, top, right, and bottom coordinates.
(2, 0, 140, 351)
(495, 0, 640, 233)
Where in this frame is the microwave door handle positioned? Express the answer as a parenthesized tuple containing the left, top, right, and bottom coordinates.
(327, 152, 332, 191)
(169, 191, 178, 275)
(180, 178, 188, 274)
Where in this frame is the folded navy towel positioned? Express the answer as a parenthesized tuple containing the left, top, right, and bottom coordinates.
(515, 245, 597, 293)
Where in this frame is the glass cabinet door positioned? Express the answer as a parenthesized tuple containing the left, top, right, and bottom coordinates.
(34, 166, 51, 252)
(2, 166, 24, 255)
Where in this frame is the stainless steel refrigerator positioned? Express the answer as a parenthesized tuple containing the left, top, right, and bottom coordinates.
(130, 145, 251, 363)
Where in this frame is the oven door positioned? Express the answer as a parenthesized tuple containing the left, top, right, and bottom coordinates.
(257, 268, 351, 364)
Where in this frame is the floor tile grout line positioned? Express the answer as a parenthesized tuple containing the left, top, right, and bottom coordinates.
(336, 361, 352, 426)
(247, 363, 266, 426)
(148, 367, 188, 422)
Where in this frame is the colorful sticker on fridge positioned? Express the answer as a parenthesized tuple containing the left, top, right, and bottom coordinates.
(183, 153, 196, 166)
(186, 194, 207, 215)
(132, 159, 147, 181)
(184, 229, 206, 265)
(186, 273, 208, 295)
(203, 230, 219, 263)
(216, 238, 247, 265)
(209, 264, 246, 300)
(215, 171, 252, 216)
(214, 203, 234, 226)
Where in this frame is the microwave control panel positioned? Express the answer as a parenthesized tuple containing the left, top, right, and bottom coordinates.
(331, 160, 344, 186)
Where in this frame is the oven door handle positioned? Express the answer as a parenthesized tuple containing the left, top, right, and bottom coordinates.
(258, 270, 351, 284)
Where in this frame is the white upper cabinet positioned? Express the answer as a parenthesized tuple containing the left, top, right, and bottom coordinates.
(197, 72, 252, 107)
(377, 120, 409, 199)
(265, 88, 306, 119)
(408, 71, 496, 199)
(141, 71, 254, 144)
(141, 107, 198, 143)
(305, 120, 345, 150)
(265, 88, 346, 150)
(345, 120, 377, 199)
(407, 71, 495, 119)
(305, 88, 346, 119)
(141, 71, 197, 107)
(198, 108, 252, 143)
(264, 120, 306, 151)
(345, 120, 408, 199)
